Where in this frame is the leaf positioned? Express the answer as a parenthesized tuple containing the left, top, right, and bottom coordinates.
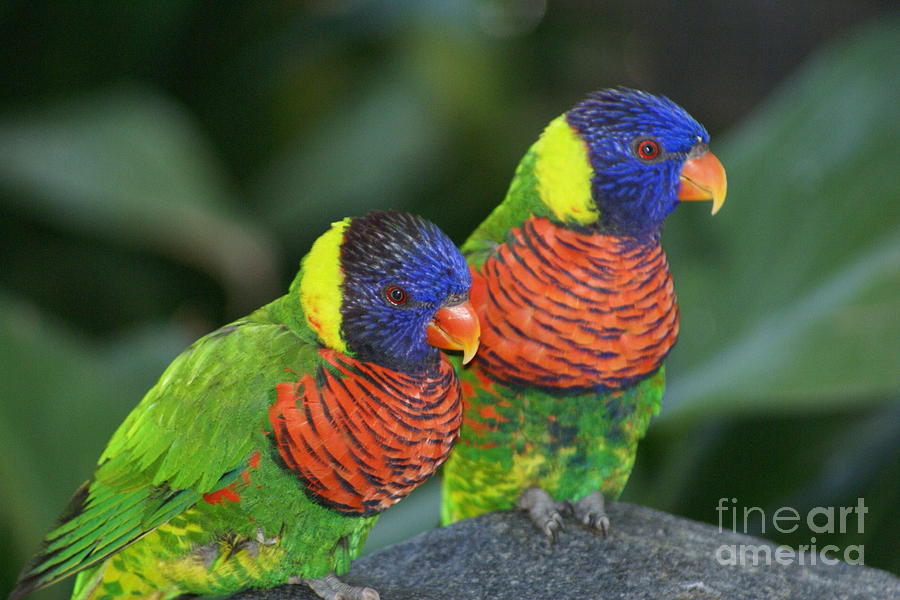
(0, 294, 190, 585)
(661, 19, 900, 420)
(253, 75, 441, 252)
(364, 477, 442, 554)
(0, 85, 280, 313)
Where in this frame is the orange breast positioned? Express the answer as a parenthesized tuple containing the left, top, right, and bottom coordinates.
(268, 350, 462, 515)
(472, 217, 678, 392)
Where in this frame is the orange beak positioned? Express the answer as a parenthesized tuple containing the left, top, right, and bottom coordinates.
(426, 300, 480, 364)
(678, 150, 727, 215)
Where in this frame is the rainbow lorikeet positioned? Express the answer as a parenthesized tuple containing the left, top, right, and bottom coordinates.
(11, 211, 480, 600)
(441, 88, 726, 537)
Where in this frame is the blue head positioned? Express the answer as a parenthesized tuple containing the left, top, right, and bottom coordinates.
(338, 211, 476, 371)
(566, 87, 718, 235)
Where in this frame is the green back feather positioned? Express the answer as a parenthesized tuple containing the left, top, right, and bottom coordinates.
(11, 295, 324, 598)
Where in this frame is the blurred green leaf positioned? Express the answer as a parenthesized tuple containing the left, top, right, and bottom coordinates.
(662, 20, 900, 420)
(254, 74, 441, 251)
(0, 294, 190, 596)
(364, 476, 442, 554)
(0, 86, 280, 313)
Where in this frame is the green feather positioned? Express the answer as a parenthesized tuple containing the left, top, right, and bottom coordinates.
(11, 270, 384, 598)
(442, 103, 680, 524)
(12, 306, 320, 598)
(14, 211, 470, 600)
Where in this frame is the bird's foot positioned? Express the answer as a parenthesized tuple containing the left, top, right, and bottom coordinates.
(571, 490, 610, 537)
(191, 542, 219, 568)
(256, 527, 279, 546)
(224, 527, 279, 560)
(299, 573, 380, 600)
(516, 486, 568, 541)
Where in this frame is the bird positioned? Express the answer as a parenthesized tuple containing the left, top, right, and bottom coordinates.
(10, 210, 480, 600)
(440, 87, 726, 539)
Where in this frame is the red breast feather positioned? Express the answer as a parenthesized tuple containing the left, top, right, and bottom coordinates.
(269, 349, 462, 515)
(472, 217, 678, 392)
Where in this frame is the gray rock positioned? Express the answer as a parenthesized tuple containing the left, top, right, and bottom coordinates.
(230, 502, 899, 600)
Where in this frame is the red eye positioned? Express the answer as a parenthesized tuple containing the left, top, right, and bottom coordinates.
(637, 139, 660, 160)
(385, 285, 408, 305)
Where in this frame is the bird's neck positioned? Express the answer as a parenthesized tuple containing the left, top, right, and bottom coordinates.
(353, 343, 443, 376)
(268, 348, 462, 515)
(470, 216, 679, 393)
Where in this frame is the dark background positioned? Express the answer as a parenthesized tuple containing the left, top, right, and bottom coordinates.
(1, 2, 897, 598)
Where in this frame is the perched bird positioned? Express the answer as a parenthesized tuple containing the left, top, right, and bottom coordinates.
(11, 211, 480, 600)
(441, 88, 726, 537)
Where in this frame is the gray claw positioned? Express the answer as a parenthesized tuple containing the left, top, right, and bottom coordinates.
(256, 527, 279, 546)
(574, 490, 610, 537)
(517, 487, 568, 539)
(303, 573, 380, 600)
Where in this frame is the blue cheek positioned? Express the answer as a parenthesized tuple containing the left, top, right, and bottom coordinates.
(374, 305, 432, 356)
(594, 162, 683, 233)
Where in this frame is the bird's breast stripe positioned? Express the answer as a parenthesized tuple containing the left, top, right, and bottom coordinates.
(473, 216, 679, 392)
(269, 350, 461, 515)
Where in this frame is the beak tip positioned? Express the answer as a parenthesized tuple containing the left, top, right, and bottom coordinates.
(462, 346, 477, 365)
(678, 150, 727, 215)
(427, 300, 481, 363)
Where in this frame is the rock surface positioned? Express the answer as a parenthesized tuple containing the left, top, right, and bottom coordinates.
(230, 502, 899, 600)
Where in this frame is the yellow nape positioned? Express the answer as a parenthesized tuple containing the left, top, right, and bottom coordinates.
(300, 218, 350, 354)
(533, 115, 598, 226)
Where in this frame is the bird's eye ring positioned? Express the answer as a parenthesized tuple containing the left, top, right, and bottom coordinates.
(384, 285, 408, 306)
(636, 139, 660, 160)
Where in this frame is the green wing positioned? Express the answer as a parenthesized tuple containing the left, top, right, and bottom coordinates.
(12, 300, 320, 597)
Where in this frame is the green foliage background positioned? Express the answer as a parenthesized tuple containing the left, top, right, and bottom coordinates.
(1, 3, 897, 598)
